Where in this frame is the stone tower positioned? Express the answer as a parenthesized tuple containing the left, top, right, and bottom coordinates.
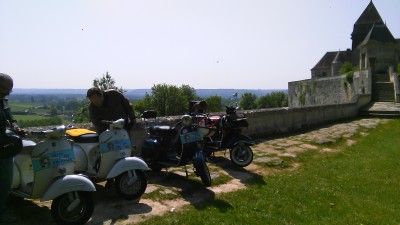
(351, 0, 384, 65)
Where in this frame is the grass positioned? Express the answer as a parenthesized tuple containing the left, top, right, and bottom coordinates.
(138, 118, 400, 225)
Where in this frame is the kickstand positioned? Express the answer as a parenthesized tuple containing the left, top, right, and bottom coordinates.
(224, 149, 227, 157)
(184, 165, 189, 178)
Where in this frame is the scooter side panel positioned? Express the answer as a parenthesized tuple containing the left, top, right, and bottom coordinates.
(41, 174, 96, 201)
(31, 140, 75, 198)
(228, 134, 255, 148)
(106, 157, 150, 179)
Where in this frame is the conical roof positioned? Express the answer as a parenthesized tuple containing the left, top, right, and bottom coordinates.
(354, 1, 383, 26)
(351, 1, 384, 37)
(358, 24, 397, 47)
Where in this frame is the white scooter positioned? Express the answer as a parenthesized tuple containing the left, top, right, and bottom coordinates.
(66, 118, 149, 200)
(11, 126, 96, 225)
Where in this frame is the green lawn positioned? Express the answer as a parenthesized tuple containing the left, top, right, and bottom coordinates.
(139, 119, 400, 225)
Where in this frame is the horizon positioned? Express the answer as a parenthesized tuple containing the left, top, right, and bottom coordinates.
(1, 1, 399, 90)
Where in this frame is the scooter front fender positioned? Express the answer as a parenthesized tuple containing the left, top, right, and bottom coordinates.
(106, 157, 150, 179)
(41, 175, 96, 201)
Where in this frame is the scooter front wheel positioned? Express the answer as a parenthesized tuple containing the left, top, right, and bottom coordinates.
(115, 170, 147, 200)
(230, 145, 253, 167)
(51, 191, 94, 225)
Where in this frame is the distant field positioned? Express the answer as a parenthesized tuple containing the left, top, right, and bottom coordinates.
(9, 102, 42, 112)
(13, 115, 47, 121)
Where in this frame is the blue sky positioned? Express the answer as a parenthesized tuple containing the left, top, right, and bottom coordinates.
(1, 0, 399, 89)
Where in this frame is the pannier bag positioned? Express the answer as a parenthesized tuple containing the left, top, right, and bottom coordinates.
(0, 132, 23, 159)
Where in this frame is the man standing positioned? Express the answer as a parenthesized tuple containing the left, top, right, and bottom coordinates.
(86, 87, 136, 134)
(0, 73, 24, 223)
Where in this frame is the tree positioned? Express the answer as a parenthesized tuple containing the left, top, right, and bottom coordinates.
(133, 93, 153, 116)
(257, 91, 288, 109)
(150, 84, 187, 116)
(180, 84, 199, 102)
(93, 71, 124, 92)
(205, 95, 222, 112)
(239, 92, 257, 110)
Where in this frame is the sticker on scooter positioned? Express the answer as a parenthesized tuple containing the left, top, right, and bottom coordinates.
(180, 132, 202, 144)
(32, 149, 75, 171)
(99, 139, 131, 153)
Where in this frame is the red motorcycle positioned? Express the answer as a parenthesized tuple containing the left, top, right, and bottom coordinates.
(194, 105, 254, 167)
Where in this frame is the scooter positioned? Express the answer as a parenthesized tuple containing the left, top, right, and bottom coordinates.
(140, 111, 212, 187)
(193, 99, 254, 167)
(66, 118, 149, 200)
(11, 126, 96, 225)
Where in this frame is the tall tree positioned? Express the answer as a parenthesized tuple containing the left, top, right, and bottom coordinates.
(150, 84, 187, 116)
(239, 92, 257, 110)
(205, 95, 222, 113)
(93, 71, 124, 92)
(257, 91, 288, 109)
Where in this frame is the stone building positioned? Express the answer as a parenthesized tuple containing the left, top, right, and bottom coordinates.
(289, 1, 400, 107)
(311, 1, 399, 79)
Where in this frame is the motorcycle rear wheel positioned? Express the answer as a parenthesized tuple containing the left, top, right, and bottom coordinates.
(230, 145, 253, 167)
(51, 191, 94, 225)
(115, 170, 147, 200)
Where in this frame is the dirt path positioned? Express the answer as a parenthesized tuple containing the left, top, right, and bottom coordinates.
(7, 118, 389, 225)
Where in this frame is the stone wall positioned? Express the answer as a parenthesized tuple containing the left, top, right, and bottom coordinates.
(127, 94, 371, 155)
(288, 69, 371, 107)
(28, 94, 371, 156)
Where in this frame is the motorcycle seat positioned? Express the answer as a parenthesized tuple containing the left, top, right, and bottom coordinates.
(149, 125, 177, 137)
(70, 133, 99, 143)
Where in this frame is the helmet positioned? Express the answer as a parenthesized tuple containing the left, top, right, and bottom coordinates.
(181, 115, 192, 126)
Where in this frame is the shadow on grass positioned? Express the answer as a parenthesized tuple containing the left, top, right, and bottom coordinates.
(146, 169, 217, 210)
(207, 155, 266, 186)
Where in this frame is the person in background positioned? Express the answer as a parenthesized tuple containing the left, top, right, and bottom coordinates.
(192, 100, 208, 115)
(0, 73, 24, 223)
(86, 87, 136, 188)
(86, 87, 136, 134)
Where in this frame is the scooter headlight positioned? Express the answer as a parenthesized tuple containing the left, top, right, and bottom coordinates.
(181, 115, 192, 126)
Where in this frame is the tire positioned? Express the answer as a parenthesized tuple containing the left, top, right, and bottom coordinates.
(115, 170, 147, 200)
(194, 158, 212, 187)
(230, 145, 253, 167)
(51, 191, 94, 225)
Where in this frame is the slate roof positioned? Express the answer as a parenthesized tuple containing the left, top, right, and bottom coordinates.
(311, 50, 351, 70)
(359, 24, 397, 47)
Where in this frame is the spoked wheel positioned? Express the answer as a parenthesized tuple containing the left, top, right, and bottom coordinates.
(51, 191, 94, 225)
(230, 145, 253, 167)
(194, 156, 212, 187)
(115, 170, 147, 200)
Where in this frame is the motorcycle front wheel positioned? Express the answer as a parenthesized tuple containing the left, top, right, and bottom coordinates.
(194, 158, 212, 187)
(51, 191, 94, 225)
(230, 145, 253, 167)
(115, 170, 147, 200)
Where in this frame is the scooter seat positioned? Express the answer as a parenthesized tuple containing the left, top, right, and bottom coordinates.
(71, 133, 99, 143)
(149, 126, 177, 137)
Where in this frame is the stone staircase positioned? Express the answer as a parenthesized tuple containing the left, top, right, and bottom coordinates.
(372, 73, 395, 102)
(360, 102, 400, 117)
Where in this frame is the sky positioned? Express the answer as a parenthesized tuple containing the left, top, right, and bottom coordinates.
(1, 0, 399, 90)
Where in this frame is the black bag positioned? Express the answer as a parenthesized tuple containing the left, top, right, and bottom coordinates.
(0, 133, 23, 159)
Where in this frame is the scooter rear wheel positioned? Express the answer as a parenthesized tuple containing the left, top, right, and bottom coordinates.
(115, 170, 147, 200)
(230, 145, 253, 167)
(51, 191, 94, 225)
